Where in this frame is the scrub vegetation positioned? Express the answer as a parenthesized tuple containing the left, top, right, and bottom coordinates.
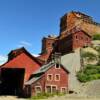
(30, 92, 66, 100)
(77, 64, 100, 82)
(93, 34, 100, 40)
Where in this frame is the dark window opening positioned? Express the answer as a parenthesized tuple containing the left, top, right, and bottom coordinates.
(47, 74, 52, 81)
(55, 64, 60, 69)
(76, 35, 78, 39)
(55, 74, 60, 81)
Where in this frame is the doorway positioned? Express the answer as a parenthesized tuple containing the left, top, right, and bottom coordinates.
(1, 68, 25, 95)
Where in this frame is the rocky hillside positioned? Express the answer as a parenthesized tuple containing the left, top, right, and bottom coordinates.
(78, 80, 100, 97)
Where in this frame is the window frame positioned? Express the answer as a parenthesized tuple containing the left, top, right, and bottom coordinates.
(55, 63, 60, 69)
(61, 87, 67, 93)
(45, 85, 57, 93)
(55, 74, 60, 81)
(47, 74, 53, 81)
(35, 86, 42, 94)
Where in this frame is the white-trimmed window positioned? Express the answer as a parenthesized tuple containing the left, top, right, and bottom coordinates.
(47, 74, 53, 81)
(45, 85, 57, 93)
(55, 63, 60, 69)
(55, 74, 60, 81)
(35, 86, 42, 94)
(61, 87, 67, 93)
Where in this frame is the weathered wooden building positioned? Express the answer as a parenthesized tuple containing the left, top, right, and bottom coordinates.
(24, 61, 69, 97)
(56, 29, 92, 54)
(60, 11, 100, 36)
(0, 47, 42, 95)
(0, 11, 95, 96)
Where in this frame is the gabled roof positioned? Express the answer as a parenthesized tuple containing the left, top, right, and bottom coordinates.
(0, 47, 42, 67)
(25, 62, 69, 85)
(25, 75, 42, 85)
(8, 47, 26, 55)
(25, 63, 54, 85)
(33, 61, 69, 75)
(24, 63, 53, 85)
(33, 62, 55, 75)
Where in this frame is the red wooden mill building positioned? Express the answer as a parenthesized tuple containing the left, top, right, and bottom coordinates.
(0, 48, 69, 97)
(0, 47, 42, 95)
(0, 11, 92, 97)
(24, 61, 69, 97)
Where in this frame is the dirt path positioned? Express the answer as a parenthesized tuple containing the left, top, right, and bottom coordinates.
(0, 96, 26, 100)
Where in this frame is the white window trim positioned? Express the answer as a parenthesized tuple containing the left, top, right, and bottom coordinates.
(55, 74, 60, 81)
(35, 86, 42, 94)
(47, 74, 53, 81)
(61, 87, 67, 93)
(45, 85, 57, 93)
(55, 63, 60, 69)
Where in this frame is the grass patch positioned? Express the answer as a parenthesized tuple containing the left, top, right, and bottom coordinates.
(30, 92, 66, 100)
(93, 34, 100, 40)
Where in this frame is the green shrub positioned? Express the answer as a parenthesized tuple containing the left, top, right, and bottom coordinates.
(91, 74, 100, 79)
(77, 72, 90, 82)
(85, 64, 95, 69)
(30, 92, 66, 100)
(84, 69, 98, 75)
(77, 65, 100, 82)
(93, 34, 100, 40)
(30, 93, 48, 100)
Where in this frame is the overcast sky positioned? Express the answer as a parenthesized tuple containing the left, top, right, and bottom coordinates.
(0, 0, 100, 64)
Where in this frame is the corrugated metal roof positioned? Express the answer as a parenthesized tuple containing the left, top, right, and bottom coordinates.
(25, 76, 42, 85)
(24, 62, 55, 85)
(24, 61, 69, 85)
(33, 62, 55, 74)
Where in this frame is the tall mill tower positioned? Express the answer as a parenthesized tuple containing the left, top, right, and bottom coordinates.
(60, 11, 100, 36)
(41, 35, 57, 54)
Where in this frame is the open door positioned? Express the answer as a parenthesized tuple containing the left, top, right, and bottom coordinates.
(1, 68, 25, 95)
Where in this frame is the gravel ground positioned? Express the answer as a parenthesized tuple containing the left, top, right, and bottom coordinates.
(0, 96, 26, 100)
(0, 80, 100, 100)
(0, 94, 100, 100)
